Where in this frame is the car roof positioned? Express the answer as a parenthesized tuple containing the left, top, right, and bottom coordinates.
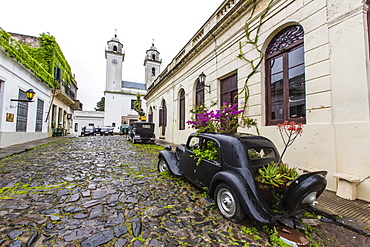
(195, 132, 275, 146)
(134, 121, 154, 124)
(191, 132, 279, 167)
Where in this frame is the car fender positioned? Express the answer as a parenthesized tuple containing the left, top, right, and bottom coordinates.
(158, 150, 182, 176)
(209, 170, 278, 225)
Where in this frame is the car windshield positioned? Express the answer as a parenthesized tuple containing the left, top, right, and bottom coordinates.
(86, 126, 94, 130)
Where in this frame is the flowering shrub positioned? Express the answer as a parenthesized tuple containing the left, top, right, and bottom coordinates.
(277, 121, 303, 160)
(187, 102, 257, 133)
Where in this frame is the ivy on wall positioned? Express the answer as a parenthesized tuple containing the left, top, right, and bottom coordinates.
(0, 30, 73, 89)
(237, 0, 275, 114)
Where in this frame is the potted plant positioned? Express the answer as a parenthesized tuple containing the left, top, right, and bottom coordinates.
(187, 104, 304, 209)
(254, 121, 303, 208)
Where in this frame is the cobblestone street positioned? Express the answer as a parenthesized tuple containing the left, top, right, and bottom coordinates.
(0, 136, 369, 247)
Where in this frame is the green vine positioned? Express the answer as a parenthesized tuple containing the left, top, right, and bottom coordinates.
(237, 0, 275, 117)
(0, 30, 73, 89)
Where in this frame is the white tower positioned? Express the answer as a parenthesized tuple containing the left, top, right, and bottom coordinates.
(144, 42, 161, 89)
(105, 34, 124, 92)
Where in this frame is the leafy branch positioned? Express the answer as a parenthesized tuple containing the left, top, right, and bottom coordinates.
(134, 94, 145, 117)
(237, 0, 275, 119)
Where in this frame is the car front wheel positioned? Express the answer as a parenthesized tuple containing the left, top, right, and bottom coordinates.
(157, 158, 169, 173)
(215, 183, 245, 223)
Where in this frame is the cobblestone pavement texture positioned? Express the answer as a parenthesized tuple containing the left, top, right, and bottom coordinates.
(0, 136, 369, 247)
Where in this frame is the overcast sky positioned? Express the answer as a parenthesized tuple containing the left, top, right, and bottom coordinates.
(1, 0, 225, 110)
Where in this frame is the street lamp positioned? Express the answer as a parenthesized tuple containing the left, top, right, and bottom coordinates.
(199, 72, 210, 93)
(11, 89, 36, 102)
(199, 72, 206, 84)
(25, 89, 36, 101)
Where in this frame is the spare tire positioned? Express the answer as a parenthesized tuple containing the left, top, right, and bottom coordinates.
(279, 171, 327, 215)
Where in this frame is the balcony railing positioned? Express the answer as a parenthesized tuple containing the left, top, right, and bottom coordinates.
(54, 81, 76, 106)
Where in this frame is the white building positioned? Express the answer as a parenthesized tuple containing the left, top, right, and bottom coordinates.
(73, 35, 158, 133)
(73, 110, 104, 135)
(0, 48, 50, 147)
(0, 29, 83, 146)
(104, 34, 159, 130)
(144, 0, 370, 201)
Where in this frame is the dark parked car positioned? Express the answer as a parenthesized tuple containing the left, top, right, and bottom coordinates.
(158, 133, 327, 224)
(81, 126, 95, 136)
(128, 122, 155, 144)
(100, 126, 114, 136)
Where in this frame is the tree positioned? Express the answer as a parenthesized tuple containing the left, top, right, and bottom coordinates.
(134, 94, 145, 117)
(95, 97, 105, 111)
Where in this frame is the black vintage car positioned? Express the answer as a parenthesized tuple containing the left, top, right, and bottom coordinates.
(128, 122, 155, 144)
(158, 133, 327, 224)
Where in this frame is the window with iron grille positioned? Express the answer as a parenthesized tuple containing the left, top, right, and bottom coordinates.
(35, 99, 44, 132)
(16, 89, 28, 132)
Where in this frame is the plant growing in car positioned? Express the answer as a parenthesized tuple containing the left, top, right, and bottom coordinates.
(255, 162, 299, 209)
(254, 121, 302, 196)
(191, 141, 219, 166)
(255, 160, 299, 187)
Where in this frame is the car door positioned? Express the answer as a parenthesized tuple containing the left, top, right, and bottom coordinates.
(194, 138, 222, 188)
(179, 136, 200, 183)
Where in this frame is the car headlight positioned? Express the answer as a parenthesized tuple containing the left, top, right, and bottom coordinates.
(301, 192, 317, 206)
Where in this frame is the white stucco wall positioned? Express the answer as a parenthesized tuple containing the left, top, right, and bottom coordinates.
(145, 0, 370, 201)
(73, 110, 104, 135)
(104, 90, 146, 132)
(0, 50, 51, 148)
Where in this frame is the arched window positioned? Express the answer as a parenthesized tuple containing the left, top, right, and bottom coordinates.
(152, 54, 156, 60)
(148, 107, 153, 123)
(152, 67, 156, 76)
(265, 25, 306, 125)
(159, 99, 167, 136)
(179, 89, 185, 130)
(195, 80, 204, 106)
(113, 45, 117, 52)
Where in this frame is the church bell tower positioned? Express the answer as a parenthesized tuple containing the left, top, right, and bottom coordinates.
(144, 41, 161, 89)
(105, 33, 124, 92)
